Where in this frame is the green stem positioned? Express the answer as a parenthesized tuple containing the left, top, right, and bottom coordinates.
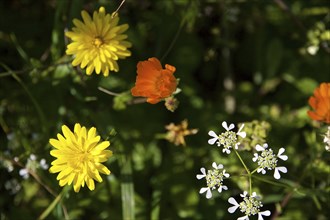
(233, 149, 250, 174)
(251, 167, 260, 175)
(0, 63, 47, 133)
(233, 148, 252, 194)
(252, 175, 291, 189)
(249, 176, 252, 195)
(51, 0, 68, 60)
(160, 0, 193, 61)
(312, 194, 322, 210)
(38, 186, 70, 220)
(117, 144, 135, 220)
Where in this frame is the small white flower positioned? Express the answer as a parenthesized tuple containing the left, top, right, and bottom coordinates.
(228, 191, 271, 220)
(1, 160, 14, 173)
(307, 45, 319, 55)
(323, 126, 330, 152)
(208, 121, 246, 154)
(29, 154, 37, 161)
(19, 168, 29, 179)
(4, 179, 21, 194)
(196, 162, 230, 199)
(39, 159, 49, 170)
(18, 154, 49, 179)
(253, 143, 288, 179)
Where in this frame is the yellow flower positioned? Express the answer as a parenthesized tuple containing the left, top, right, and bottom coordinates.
(165, 120, 198, 146)
(49, 123, 113, 192)
(65, 7, 132, 76)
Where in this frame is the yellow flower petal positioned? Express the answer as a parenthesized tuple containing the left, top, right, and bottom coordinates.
(48, 123, 113, 193)
(86, 176, 95, 191)
(62, 125, 75, 141)
(65, 7, 131, 76)
(49, 139, 62, 149)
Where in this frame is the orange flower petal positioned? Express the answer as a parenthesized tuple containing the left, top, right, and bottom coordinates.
(131, 57, 177, 104)
(307, 82, 330, 124)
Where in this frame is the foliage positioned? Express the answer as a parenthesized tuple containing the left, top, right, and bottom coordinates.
(0, 0, 329, 219)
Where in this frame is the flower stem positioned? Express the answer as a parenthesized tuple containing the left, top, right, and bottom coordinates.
(38, 186, 70, 220)
(233, 148, 252, 194)
(0, 63, 48, 134)
(252, 175, 291, 188)
(249, 175, 252, 195)
(251, 167, 260, 175)
(98, 86, 120, 96)
(117, 143, 135, 220)
(233, 149, 250, 175)
(113, 0, 126, 17)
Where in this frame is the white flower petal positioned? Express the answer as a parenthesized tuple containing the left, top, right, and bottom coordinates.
(257, 168, 265, 174)
(217, 164, 224, 169)
(237, 124, 246, 138)
(237, 131, 246, 138)
(258, 210, 271, 220)
(208, 130, 218, 145)
(218, 186, 223, 193)
(223, 148, 231, 154)
(223, 171, 230, 178)
(240, 191, 248, 197)
(277, 166, 287, 174)
(221, 121, 229, 131)
(251, 192, 257, 197)
(200, 167, 206, 175)
(208, 137, 218, 145)
(237, 123, 245, 133)
(252, 153, 259, 162)
(222, 121, 229, 130)
(228, 197, 239, 213)
(278, 154, 288, 161)
(196, 174, 206, 179)
(255, 144, 265, 152)
(199, 187, 209, 194)
(238, 215, 249, 220)
(228, 123, 235, 130)
(228, 197, 239, 206)
(228, 206, 238, 214)
(263, 143, 268, 149)
(208, 130, 218, 138)
(274, 166, 288, 179)
(277, 148, 288, 161)
(222, 185, 228, 191)
(206, 189, 212, 199)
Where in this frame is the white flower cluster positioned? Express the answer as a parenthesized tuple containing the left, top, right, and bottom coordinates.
(252, 144, 288, 179)
(197, 121, 290, 219)
(196, 162, 230, 199)
(208, 121, 246, 154)
(19, 154, 49, 179)
(228, 191, 271, 220)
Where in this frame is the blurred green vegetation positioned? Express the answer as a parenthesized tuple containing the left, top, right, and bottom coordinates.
(0, 0, 329, 219)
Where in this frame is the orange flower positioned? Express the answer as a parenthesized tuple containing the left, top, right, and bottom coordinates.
(131, 57, 177, 104)
(307, 82, 330, 124)
(165, 119, 198, 146)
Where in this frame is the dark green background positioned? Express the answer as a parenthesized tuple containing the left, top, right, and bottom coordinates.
(0, 0, 329, 219)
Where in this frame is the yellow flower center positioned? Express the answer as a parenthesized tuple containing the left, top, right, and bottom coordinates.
(69, 151, 91, 170)
(93, 37, 104, 47)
